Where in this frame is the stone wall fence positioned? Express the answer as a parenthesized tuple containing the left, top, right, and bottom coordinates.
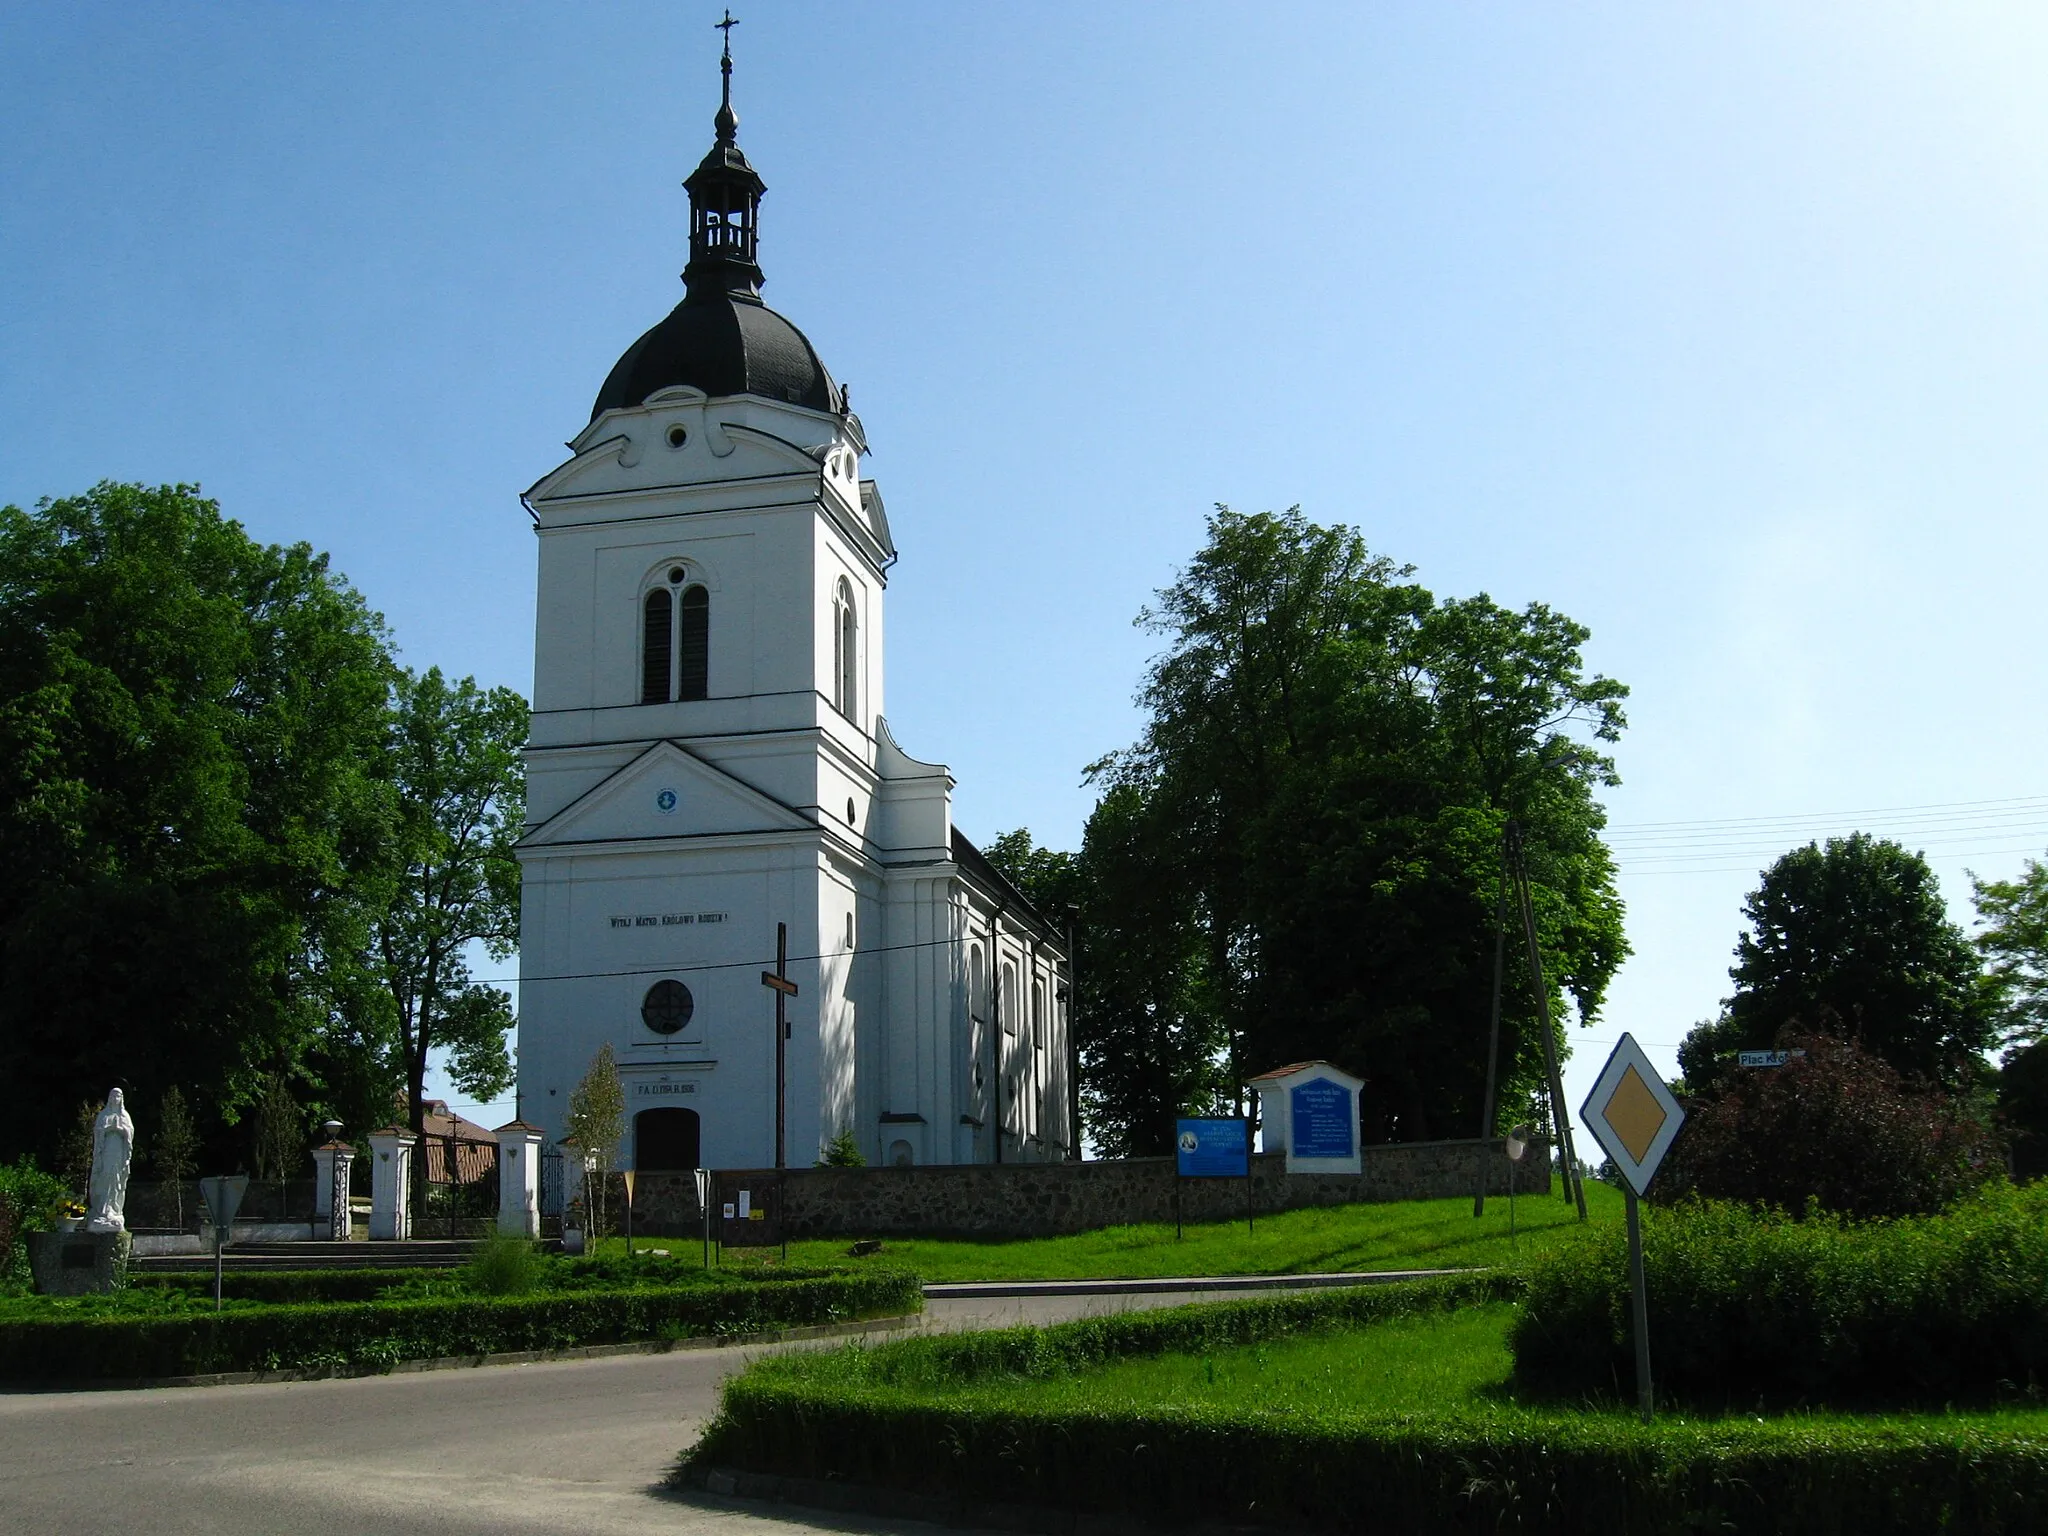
(622, 1137, 1550, 1241)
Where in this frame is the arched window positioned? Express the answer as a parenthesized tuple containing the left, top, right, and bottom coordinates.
(1032, 980, 1045, 1050)
(1001, 962, 1019, 1036)
(678, 584, 709, 700)
(641, 588, 672, 704)
(967, 944, 987, 1102)
(832, 578, 859, 722)
(641, 567, 711, 703)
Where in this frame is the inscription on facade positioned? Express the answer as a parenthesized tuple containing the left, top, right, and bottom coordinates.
(633, 1081, 698, 1097)
(609, 912, 728, 929)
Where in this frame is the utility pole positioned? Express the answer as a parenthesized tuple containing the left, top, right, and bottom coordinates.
(1473, 834, 1510, 1217)
(1506, 822, 1588, 1220)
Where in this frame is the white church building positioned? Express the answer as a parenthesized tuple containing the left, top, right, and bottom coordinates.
(514, 51, 1074, 1174)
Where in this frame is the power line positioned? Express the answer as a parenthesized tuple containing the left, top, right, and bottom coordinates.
(1607, 792, 2048, 835)
(462, 929, 996, 991)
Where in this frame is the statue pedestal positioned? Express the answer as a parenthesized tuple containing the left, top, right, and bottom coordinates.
(28, 1229, 131, 1295)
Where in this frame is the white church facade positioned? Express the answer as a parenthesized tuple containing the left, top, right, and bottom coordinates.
(514, 51, 1074, 1173)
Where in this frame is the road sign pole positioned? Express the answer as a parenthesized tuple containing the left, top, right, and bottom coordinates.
(1625, 1186, 1653, 1421)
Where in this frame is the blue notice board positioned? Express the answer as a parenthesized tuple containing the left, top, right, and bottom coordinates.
(1289, 1080, 1356, 1159)
(1176, 1118, 1250, 1178)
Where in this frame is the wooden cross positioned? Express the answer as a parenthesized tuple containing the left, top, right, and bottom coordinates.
(761, 921, 797, 1169)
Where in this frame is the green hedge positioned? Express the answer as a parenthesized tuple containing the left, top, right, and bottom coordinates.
(1511, 1182, 2048, 1408)
(131, 1269, 439, 1305)
(696, 1387, 2048, 1536)
(1, 1266, 919, 1381)
(692, 1277, 2048, 1535)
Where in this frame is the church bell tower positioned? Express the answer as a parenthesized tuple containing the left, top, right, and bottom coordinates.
(514, 29, 1074, 1184)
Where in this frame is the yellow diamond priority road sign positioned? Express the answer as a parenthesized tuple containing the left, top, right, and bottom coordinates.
(1581, 1032, 1685, 1197)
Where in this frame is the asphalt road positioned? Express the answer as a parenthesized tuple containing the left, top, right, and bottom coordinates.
(0, 1290, 1216, 1536)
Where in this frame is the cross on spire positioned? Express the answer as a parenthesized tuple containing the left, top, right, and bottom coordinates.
(713, 10, 740, 142)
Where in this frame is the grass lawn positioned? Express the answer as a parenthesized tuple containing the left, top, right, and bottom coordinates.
(892, 1302, 2048, 1433)
(759, 1181, 1623, 1282)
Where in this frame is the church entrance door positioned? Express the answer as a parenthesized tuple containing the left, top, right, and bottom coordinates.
(635, 1107, 701, 1171)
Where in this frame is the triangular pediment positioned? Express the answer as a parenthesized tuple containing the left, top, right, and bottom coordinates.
(521, 741, 810, 848)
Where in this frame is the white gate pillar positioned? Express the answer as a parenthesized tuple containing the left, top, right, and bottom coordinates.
(494, 1120, 544, 1238)
(312, 1141, 356, 1240)
(367, 1128, 416, 1241)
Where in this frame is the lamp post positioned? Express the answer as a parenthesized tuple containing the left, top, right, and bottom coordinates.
(1504, 1123, 1532, 1246)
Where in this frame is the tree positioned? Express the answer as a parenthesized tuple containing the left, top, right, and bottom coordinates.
(250, 1073, 303, 1211)
(1656, 1032, 1999, 1218)
(151, 1086, 199, 1229)
(1974, 855, 2048, 1043)
(344, 667, 526, 1140)
(1085, 507, 1628, 1150)
(565, 1043, 624, 1236)
(1996, 1038, 2048, 1181)
(817, 1128, 866, 1167)
(0, 483, 393, 1164)
(1679, 835, 1992, 1096)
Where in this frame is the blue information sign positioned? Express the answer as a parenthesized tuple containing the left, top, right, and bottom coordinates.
(1289, 1080, 1356, 1159)
(1176, 1118, 1250, 1178)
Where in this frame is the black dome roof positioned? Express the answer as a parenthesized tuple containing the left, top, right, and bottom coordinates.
(591, 293, 838, 419)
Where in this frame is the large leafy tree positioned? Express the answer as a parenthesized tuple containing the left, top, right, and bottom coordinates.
(344, 667, 526, 1138)
(1974, 856, 2048, 1043)
(1679, 834, 1992, 1096)
(985, 802, 1228, 1159)
(0, 483, 393, 1164)
(1083, 507, 1628, 1151)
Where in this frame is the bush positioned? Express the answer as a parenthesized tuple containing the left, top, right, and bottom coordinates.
(131, 1269, 438, 1305)
(692, 1278, 2048, 1536)
(464, 1233, 545, 1296)
(1657, 1031, 2000, 1217)
(0, 1159, 69, 1293)
(0, 1266, 920, 1381)
(1511, 1182, 2048, 1408)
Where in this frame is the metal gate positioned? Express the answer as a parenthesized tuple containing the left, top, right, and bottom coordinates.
(410, 1134, 500, 1239)
(538, 1146, 564, 1238)
(328, 1146, 349, 1240)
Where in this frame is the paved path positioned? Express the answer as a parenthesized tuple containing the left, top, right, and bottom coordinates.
(0, 1290, 1226, 1536)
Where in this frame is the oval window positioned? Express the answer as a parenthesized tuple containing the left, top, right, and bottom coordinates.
(641, 979, 695, 1035)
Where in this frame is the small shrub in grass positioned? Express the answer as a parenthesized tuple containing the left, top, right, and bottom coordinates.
(464, 1233, 545, 1296)
(1511, 1180, 2048, 1408)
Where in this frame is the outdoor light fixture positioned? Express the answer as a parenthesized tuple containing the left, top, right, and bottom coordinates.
(1504, 1123, 1534, 1246)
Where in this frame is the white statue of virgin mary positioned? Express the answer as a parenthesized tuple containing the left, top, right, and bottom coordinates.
(86, 1087, 135, 1235)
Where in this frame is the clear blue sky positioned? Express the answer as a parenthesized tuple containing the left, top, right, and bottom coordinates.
(6, 4, 2046, 1150)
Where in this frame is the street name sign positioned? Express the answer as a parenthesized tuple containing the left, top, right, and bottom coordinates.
(1738, 1049, 1804, 1068)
